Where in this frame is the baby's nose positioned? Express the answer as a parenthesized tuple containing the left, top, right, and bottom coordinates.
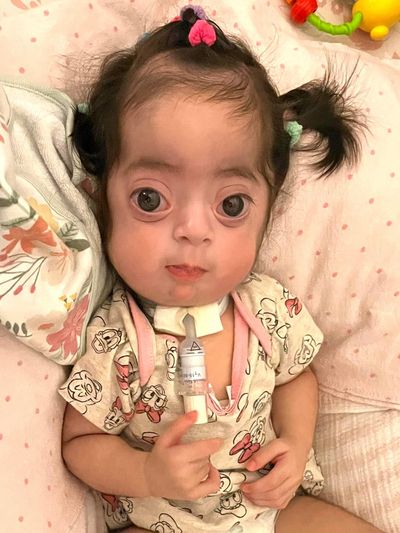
(172, 203, 213, 245)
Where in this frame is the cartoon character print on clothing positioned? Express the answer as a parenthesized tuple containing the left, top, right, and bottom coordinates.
(229, 416, 266, 463)
(164, 338, 178, 381)
(250, 390, 271, 417)
(94, 287, 127, 317)
(304, 480, 324, 496)
(104, 396, 133, 431)
(168, 500, 204, 519)
(236, 392, 249, 423)
(207, 409, 218, 423)
(302, 465, 324, 495)
(59, 369, 102, 413)
(149, 512, 182, 532)
(245, 358, 251, 375)
(91, 328, 123, 353)
(257, 297, 291, 353)
(241, 272, 262, 285)
(283, 288, 303, 318)
(229, 522, 245, 533)
(142, 431, 159, 445)
(127, 429, 160, 451)
(276, 322, 290, 353)
(219, 471, 247, 494)
(256, 297, 278, 333)
(114, 354, 138, 395)
(288, 334, 321, 375)
(103, 354, 137, 429)
(215, 490, 247, 519)
(136, 384, 167, 423)
(258, 344, 273, 369)
(112, 287, 128, 306)
(101, 493, 133, 527)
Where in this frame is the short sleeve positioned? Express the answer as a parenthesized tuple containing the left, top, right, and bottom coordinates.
(58, 292, 141, 435)
(270, 285, 323, 386)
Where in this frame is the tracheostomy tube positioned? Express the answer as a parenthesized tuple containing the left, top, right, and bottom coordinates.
(177, 313, 208, 424)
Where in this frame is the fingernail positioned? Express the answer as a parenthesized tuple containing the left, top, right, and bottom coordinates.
(246, 461, 256, 471)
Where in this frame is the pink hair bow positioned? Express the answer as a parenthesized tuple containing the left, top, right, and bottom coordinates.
(188, 19, 217, 47)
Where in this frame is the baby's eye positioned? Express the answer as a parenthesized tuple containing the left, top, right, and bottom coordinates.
(132, 188, 164, 212)
(218, 195, 250, 218)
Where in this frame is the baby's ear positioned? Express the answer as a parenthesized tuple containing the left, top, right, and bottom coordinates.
(79, 177, 98, 199)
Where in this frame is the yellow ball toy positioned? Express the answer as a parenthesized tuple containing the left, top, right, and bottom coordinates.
(353, 0, 400, 40)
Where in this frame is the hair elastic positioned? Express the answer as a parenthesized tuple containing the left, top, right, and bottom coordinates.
(180, 5, 207, 21)
(174, 5, 217, 47)
(188, 20, 217, 47)
(77, 102, 89, 114)
(285, 120, 303, 146)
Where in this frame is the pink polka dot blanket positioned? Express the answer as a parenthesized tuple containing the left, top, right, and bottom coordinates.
(0, 2, 399, 533)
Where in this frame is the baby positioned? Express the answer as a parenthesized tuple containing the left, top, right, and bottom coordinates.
(60, 6, 380, 533)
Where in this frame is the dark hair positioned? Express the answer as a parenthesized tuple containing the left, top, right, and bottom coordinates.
(72, 8, 364, 238)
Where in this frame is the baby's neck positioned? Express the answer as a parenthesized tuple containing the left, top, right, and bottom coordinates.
(135, 294, 230, 338)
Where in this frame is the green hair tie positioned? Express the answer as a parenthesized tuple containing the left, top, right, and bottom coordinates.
(77, 102, 89, 114)
(285, 120, 303, 147)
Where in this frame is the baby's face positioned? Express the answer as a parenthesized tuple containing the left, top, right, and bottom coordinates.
(106, 94, 270, 306)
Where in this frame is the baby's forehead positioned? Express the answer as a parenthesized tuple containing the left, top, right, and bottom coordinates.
(113, 106, 269, 196)
(118, 53, 272, 174)
(122, 52, 258, 116)
(120, 95, 261, 163)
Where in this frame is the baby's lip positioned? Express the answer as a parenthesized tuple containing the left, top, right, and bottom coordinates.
(166, 264, 207, 280)
(167, 263, 207, 272)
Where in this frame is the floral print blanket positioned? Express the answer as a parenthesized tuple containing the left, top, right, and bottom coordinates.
(0, 81, 111, 363)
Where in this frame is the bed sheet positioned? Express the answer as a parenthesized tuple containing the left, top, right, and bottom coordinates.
(0, 0, 399, 98)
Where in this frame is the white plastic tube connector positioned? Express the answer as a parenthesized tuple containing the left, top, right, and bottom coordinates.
(178, 313, 208, 424)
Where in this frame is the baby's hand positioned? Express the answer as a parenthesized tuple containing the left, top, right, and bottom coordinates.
(143, 411, 222, 500)
(240, 438, 307, 509)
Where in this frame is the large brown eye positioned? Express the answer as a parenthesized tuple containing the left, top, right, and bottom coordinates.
(221, 195, 245, 217)
(136, 188, 161, 212)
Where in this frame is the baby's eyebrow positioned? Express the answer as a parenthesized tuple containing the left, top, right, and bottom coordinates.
(127, 157, 178, 173)
(127, 158, 259, 183)
(217, 166, 258, 183)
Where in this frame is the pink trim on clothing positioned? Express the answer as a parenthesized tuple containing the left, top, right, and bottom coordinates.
(127, 291, 273, 414)
(231, 291, 272, 356)
(231, 305, 250, 401)
(127, 293, 155, 386)
(207, 305, 249, 416)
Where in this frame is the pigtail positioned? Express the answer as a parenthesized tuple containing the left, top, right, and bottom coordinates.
(72, 109, 105, 178)
(72, 48, 138, 180)
(280, 69, 366, 177)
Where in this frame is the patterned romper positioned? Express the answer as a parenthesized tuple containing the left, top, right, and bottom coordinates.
(60, 273, 324, 532)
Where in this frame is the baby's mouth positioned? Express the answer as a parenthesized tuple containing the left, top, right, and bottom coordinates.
(166, 264, 207, 281)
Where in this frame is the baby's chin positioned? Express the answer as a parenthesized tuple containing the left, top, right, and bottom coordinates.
(153, 285, 224, 307)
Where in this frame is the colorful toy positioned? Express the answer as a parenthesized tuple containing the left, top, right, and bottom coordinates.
(287, 0, 400, 41)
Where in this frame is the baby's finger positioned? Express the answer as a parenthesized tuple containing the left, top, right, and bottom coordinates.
(196, 460, 212, 482)
(245, 440, 285, 472)
(182, 437, 223, 463)
(192, 464, 221, 499)
(242, 465, 289, 494)
(156, 411, 198, 448)
(243, 479, 296, 509)
(246, 492, 294, 510)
